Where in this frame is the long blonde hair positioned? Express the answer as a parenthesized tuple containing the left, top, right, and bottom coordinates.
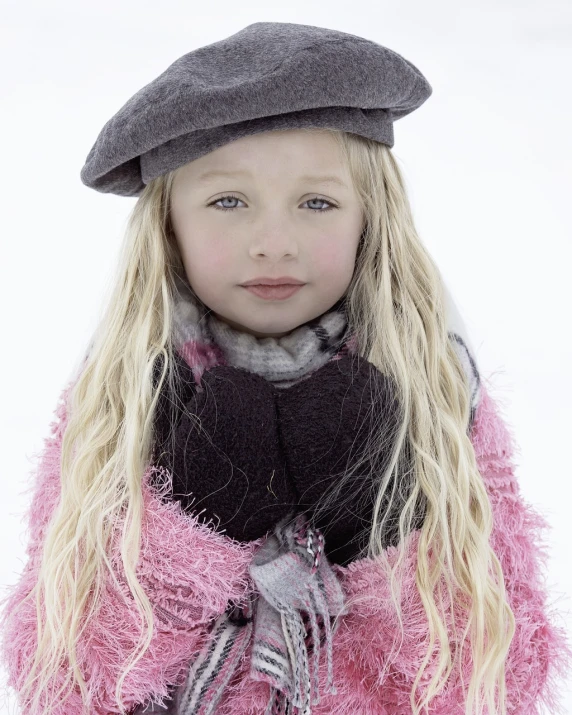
(18, 128, 515, 714)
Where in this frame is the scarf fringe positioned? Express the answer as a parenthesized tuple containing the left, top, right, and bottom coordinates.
(173, 513, 345, 715)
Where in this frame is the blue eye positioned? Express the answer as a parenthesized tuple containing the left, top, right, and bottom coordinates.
(209, 195, 243, 211)
(305, 197, 337, 212)
(208, 194, 338, 212)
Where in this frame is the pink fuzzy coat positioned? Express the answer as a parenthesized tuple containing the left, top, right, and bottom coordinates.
(1, 374, 571, 714)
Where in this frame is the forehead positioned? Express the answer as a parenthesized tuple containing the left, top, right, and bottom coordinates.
(176, 129, 350, 186)
(195, 168, 349, 189)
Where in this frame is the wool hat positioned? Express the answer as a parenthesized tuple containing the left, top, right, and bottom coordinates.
(80, 22, 432, 197)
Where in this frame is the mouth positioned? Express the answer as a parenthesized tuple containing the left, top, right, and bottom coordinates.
(241, 284, 304, 300)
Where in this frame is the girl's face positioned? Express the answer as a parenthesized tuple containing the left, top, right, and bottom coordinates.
(170, 129, 364, 338)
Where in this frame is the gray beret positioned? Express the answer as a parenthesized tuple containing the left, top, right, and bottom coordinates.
(80, 22, 432, 197)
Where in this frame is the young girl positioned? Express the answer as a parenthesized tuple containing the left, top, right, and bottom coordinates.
(1, 21, 570, 715)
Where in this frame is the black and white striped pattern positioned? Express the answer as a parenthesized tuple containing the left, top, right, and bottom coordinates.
(161, 513, 345, 715)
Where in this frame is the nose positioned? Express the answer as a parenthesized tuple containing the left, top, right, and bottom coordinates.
(248, 224, 299, 259)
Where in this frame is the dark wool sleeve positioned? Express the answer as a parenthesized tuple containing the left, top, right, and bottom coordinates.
(151, 352, 301, 542)
(150, 352, 424, 565)
(275, 355, 426, 564)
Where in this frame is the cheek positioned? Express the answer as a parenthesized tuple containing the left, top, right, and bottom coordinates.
(311, 236, 357, 279)
(179, 234, 233, 281)
(171, 202, 234, 279)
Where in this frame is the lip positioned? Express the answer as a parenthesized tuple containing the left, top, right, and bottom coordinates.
(240, 277, 306, 286)
(241, 284, 304, 300)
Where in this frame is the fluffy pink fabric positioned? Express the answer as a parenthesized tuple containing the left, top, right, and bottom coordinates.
(1, 376, 570, 714)
(210, 379, 572, 714)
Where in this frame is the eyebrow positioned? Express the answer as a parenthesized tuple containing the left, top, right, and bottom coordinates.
(196, 169, 349, 189)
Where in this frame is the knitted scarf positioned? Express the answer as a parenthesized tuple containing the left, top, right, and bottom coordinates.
(170, 274, 356, 390)
(172, 512, 346, 715)
(133, 275, 482, 714)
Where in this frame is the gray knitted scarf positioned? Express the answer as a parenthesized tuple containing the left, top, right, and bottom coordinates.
(174, 512, 346, 715)
(133, 275, 482, 714)
(169, 274, 355, 390)
(133, 510, 346, 715)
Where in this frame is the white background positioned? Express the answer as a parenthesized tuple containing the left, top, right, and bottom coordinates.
(1, 0, 571, 712)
